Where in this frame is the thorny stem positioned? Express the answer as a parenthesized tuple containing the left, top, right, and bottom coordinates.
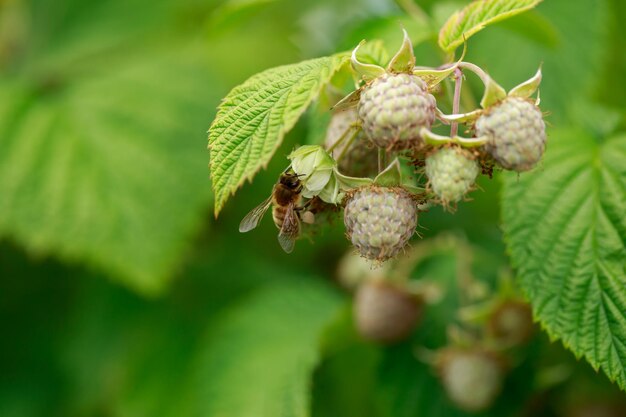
(450, 67, 463, 137)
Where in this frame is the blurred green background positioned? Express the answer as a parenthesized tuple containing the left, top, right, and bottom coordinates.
(1, 0, 625, 416)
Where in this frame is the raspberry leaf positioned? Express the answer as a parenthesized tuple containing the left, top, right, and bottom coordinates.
(0, 1, 218, 294)
(208, 53, 350, 215)
(502, 128, 626, 391)
(438, 0, 543, 53)
(191, 280, 341, 417)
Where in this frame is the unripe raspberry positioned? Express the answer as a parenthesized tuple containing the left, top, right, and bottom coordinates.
(325, 109, 378, 177)
(336, 250, 391, 289)
(487, 300, 534, 346)
(354, 280, 423, 343)
(475, 97, 546, 172)
(425, 147, 479, 205)
(438, 348, 504, 412)
(358, 73, 436, 149)
(344, 186, 417, 261)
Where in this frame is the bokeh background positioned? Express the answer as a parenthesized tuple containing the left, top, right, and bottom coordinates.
(1, 0, 625, 416)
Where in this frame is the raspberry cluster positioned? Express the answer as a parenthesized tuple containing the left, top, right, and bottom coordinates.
(242, 29, 546, 262)
(320, 31, 545, 260)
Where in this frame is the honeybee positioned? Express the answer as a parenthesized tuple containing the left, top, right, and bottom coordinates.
(239, 171, 305, 253)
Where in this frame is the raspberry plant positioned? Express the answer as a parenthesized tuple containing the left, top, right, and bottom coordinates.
(1, 0, 624, 416)
(208, 0, 626, 414)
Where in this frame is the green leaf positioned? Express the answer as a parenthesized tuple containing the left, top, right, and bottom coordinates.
(438, 0, 543, 52)
(0, 1, 219, 294)
(466, 0, 610, 120)
(192, 280, 342, 417)
(208, 53, 350, 215)
(502, 128, 626, 391)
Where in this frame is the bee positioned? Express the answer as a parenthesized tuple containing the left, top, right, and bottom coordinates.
(239, 171, 305, 253)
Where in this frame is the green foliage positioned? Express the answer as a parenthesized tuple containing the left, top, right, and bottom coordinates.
(2, 0, 626, 416)
(502, 128, 626, 390)
(438, 0, 543, 52)
(208, 53, 350, 215)
(0, 0, 218, 294)
(466, 0, 610, 120)
(191, 280, 341, 417)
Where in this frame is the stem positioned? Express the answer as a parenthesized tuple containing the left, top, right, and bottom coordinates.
(326, 124, 357, 154)
(450, 67, 463, 137)
(458, 61, 490, 86)
(455, 240, 476, 309)
(335, 129, 358, 163)
(453, 136, 489, 148)
(378, 148, 385, 174)
(394, 0, 430, 25)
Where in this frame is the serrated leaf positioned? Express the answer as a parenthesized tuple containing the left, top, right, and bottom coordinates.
(208, 53, 349, 215)
(0, 31, 217, 293)
(502, 128, 626, 391)
(438, 0, 543, 52)
(192, 280, 341, 417)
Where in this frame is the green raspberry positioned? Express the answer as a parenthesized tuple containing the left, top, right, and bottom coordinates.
(487, 300, 534, 346)
(354, 280, 422, 343)
(425, 147, 479, 205)
(358, 73, 436, 149)
(344, 186, 417, 261)
(438, 349, 504, 412)
(325, 108, 378, 177)
(475, 97, 546, 172)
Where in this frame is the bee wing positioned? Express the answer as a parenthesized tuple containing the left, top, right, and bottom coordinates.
(239, 196, 272, 233)
(277, 203, 300, 253)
